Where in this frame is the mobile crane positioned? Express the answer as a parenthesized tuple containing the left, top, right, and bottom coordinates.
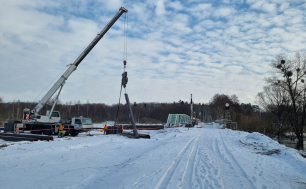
(4, 7, 128, 136)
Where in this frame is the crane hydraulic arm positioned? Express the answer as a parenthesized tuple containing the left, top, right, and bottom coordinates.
(31, 7, 128, 117)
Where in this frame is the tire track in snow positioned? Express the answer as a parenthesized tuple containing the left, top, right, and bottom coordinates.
(154, 135, 198, 189)
(217, 132, 257, 189)
(213, 135, 245, 189)
(71, 131, 182, 189)
(179, 135, 199, 189)
(203, 138, 225, 189)
(128, 135, 195, 188)
(190, 135, 224, 189)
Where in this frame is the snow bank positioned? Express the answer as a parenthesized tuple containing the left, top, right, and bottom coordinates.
(242, 132, 280, 147)
(239, 132, 306, 175)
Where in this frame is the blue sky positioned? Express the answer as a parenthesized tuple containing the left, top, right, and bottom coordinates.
(1, 0, 306, 105)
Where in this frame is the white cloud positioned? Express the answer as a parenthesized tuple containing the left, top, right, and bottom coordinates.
(279, 2, 290, 11)
(262, 2, 276, 12)
(224, 26, 240, 35)
(250, 1, 277, 12)
(188, 3, 213, 18)
(213, 7, 235, 18)
(190, 3, 212, 11)
(97, 0, 123, 11)
(155, 0, 166, 16)
(222, 0, 230, 4)
(168, 1, 183, 10)
(205, 31, 220, 38)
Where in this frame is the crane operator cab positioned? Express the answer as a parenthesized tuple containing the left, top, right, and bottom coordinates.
(35, 110, 61, 123)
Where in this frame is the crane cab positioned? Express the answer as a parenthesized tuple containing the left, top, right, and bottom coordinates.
(35, 110, 61, 123)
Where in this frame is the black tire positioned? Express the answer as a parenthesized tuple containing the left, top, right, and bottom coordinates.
(64, 129, 70, 136)
(31, 125, 42, 134)
(70, 130, 79, 136)
(42, 125, 52, 135)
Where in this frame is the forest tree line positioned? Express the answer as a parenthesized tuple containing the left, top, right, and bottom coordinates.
(0, 94, 283, 137)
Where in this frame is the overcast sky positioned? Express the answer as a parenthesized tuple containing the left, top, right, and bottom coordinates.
(1, 0, 306, 105)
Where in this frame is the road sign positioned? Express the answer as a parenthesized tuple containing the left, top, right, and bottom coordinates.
(225, 103, 230, 110)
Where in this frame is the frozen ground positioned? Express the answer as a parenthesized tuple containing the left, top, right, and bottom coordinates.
(1, 127, 306, 189)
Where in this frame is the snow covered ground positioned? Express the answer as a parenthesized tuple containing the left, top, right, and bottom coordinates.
(1, 127, 306, 189)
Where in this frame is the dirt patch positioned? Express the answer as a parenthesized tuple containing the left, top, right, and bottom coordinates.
(300, 151, 306, 158)
(256, 149, 281, 156)
(0, 143, 8, 149)
(240, 140, 281, 156)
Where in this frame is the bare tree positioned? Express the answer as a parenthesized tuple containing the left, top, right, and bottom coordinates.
(257, 85, 289, 139)
(265, 52, 306, 145)
(86, 100, 90, 117)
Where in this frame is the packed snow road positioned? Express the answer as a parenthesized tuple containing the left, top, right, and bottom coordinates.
(1, 128, 306, 189)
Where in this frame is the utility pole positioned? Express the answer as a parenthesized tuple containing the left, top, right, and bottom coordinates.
(190, 94, 193, 130)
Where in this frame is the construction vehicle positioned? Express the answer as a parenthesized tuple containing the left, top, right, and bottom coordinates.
(64, 117, 94, 136)
(4, 7, 128, 136)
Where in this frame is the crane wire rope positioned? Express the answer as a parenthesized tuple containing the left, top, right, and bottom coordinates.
(114, 12, 128, 128)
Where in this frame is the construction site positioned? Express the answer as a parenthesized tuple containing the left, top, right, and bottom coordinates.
(1, 3, 306, 189)
(0, 6, 240, 142)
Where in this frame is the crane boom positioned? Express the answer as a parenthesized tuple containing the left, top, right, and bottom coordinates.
(31, 7, 128, 116)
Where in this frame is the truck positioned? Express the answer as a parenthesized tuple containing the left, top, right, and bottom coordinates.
(4, 7, 128, 136)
